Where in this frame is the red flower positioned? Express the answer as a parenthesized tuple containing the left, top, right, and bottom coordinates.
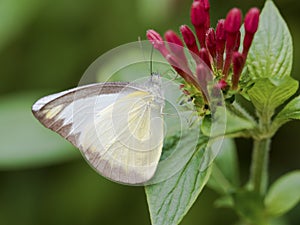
(147, 0, 260, 95)
(243, 8, 260, 57)
(223, 8, 242, 78)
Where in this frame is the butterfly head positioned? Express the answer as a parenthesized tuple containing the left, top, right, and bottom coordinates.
(147, 73, 164, 106)
(150, 73, 161, 85)
(149, 73, 162, 93)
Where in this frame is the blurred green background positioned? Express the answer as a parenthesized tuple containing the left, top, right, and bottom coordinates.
(0, 0, 299, 224)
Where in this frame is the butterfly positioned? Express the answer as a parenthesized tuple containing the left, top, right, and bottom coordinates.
(32, 74, 165, 185)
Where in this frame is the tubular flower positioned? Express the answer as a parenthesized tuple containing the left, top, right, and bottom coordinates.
(223, 8, 242, 78)
(147, 0, 260, 108)
(206, 28, 216, 60)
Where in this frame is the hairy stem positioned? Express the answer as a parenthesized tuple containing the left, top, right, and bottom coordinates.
(249, 138, 271, 194)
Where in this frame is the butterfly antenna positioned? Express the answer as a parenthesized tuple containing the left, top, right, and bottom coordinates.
(138, 36, 146, 63)
(150, 45, 154, 75)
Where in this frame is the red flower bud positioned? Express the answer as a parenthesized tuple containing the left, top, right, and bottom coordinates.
(179, 84, 190, 95)
(223, 9, 242, 78)
(196, 64, 207, 86)
(190, 1, 207, 47)
(165, 54, 180, 68)
(147, 29, 163, 45)
(232, 52, 245, 90)
(180, 25, 196, 47)
(216, 79, 228, 90)
(206, 28, 216, 59)
(165, 54, 195, 85)
(234, 30, 241, 52)
(242, 34, 253, 58)
(191, 2, 206, 27)
(197, 0, 210, 29)
(216, 19, 226, 70)
(146, 29, 169, 57)
(179, 84, 185, 89)
(243, 8, 260, 57)
(223, 34, 235, 78)
(180, 25, 200, 58)
(224, 8, 242, 33)
(216, 19, 226, 41)
(164, 30, 188, 66)
(196, 64, 212, 98)
(164, 30, 184, 47)
(244, 8, 260, 34)
(165, 54, 184, 75)
(199, 48, 212, 70)
(194, 0, 210, 11)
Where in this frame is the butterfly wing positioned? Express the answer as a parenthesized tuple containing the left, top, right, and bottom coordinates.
(32, 82, 164, 184)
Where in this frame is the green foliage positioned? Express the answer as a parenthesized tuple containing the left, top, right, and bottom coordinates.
(148, 128, 204, 184)
(273, 95, 300, 128)
(247, 0, 293, 80)
(265, 171, 300, 216)
(208, 138, 239, 195)
(145, 139, 211, 225)
(248, 77, 298, 120)
(233, 190, 266, 225)
(201, 109, 255, 138)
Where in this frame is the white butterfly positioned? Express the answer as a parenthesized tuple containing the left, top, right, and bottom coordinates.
(32, 74, 164, 185)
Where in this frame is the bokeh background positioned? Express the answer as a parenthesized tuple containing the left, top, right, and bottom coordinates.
(0, 0, 299, 224)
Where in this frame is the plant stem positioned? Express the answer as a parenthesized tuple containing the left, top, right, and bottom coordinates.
(249, 138, 271, 194)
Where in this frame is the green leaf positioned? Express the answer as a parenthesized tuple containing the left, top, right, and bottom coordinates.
(201, 108, 255, 138)
(269, 217, 290, 225)
(273, 95, 300, 128)
(214, 195, 234, 208)
(145, 142, 211, 225)
(0, 92, 80, 169)
(265, 170, 300, 216)
(208, 138, 239, 195)
(247, 77, 298, 119)
(247, 0, 293, 79)
(233, 190, 266, 224)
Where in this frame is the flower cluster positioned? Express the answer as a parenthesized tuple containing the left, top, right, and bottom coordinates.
(147, 0, 260, 103)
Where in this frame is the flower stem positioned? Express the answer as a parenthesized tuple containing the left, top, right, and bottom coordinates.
(249, 138, 271, 194)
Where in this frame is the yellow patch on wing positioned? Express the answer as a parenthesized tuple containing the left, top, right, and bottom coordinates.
(45, 105, 63, 119)
(123, 90, 150, 98)
(79, 89, 163, 184)
(127, 94, 152, 141)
